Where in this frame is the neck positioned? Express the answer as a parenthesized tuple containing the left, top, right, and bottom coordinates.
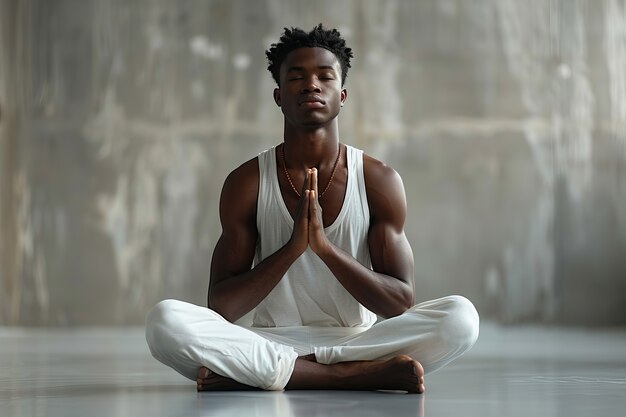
(282, 123, 340, 170)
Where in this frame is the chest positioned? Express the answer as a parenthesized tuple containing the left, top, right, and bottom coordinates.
(278, 167, 348, 228)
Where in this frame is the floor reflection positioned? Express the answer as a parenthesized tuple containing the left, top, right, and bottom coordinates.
(194, 391, 425, 417)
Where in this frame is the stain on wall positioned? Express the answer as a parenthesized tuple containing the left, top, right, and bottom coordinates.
(1, 0, 625, 325)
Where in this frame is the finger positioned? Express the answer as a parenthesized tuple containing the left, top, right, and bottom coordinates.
(309, 190, 318, 222)
(300, 169, 311, 197)
(295, 170, 310, 218)
(304, 190, 311, 217)
(309, 190, 314, 215)
(311, 168, 318, 195)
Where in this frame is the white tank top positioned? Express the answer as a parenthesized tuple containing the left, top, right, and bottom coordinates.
(253, 144, 377, 328)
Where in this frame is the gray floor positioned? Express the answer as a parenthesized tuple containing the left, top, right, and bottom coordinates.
(1, 323, 625, 417)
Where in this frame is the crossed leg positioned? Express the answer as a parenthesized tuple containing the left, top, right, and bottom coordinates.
(147, 296, 477, 393)
(196, 354, 425, 393)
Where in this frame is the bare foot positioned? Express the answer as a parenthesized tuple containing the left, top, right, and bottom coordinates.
(286, 354, 425, 393)
(197, 355, 425, 393)
(196, 367, 258, 392)
(339, 355, 425, 393)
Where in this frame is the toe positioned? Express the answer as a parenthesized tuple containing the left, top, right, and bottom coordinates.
(198, 367, 211, 378)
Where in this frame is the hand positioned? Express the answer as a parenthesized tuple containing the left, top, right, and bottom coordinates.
(288, 169, 311, 256)
(308, 168, 330, 255)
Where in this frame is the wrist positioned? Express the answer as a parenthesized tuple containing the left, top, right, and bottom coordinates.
(313, 239, 334, 260)
(284, 238, 307, 260)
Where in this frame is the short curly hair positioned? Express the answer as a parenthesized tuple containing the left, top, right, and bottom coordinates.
(266, 24, 353, 86)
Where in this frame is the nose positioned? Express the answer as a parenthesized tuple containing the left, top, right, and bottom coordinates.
(301, 76, 321, 93)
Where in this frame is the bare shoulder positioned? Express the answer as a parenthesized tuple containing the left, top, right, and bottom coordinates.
(362, 153, 407, 227)
(219, 156, 260, 223)
(363, 153, 404, 191)
(222, 156, 259, 193)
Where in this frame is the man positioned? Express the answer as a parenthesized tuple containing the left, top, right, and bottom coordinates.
(145, 24, 479, 393)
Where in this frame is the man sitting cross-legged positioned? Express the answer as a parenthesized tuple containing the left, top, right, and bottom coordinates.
(145, 24, 479, 394)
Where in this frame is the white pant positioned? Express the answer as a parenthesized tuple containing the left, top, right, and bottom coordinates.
(145, 295, 479, 390)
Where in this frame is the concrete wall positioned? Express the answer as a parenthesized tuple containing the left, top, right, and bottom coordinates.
(1, 0, 625, 326)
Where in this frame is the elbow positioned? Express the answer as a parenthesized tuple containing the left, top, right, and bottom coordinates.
(208, 291, 238, 323)
(380, 287, 414, 319)
(395, 280, 415, 314)
(211, 302, 239, 323)
(381, 302, 412, 319)
(400, 280, 415, 311)
(378, 300, 412, 319)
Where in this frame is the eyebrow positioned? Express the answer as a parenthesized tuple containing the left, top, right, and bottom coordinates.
(286, 65, 337, 73)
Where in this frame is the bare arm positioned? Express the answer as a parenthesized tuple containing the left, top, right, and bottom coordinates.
(308, 156, 415, 318)
(208, 159, 310, 322)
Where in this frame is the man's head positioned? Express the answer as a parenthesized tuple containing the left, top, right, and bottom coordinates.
(266, 24, 353, 86)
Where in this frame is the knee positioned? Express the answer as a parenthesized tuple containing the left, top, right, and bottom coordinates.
(438, 295, 480, 354)
(145, 299, 186, 351)
(146, 299, 182, 329)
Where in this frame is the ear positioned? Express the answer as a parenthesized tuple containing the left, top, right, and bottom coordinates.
(273, 88, 281, 107)
(340, 88, 348, 107)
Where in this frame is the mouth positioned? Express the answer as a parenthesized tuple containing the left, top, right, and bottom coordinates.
(298, 95, 326, 106)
